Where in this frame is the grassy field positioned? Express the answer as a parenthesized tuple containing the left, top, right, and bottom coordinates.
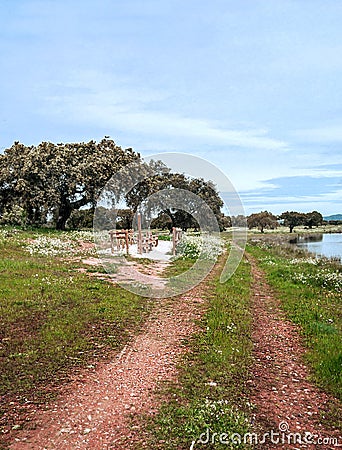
(0, 227, 153, 437)
(0, 228, 253, 448)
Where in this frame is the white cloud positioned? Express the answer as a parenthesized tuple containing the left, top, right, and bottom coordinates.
(44, 71, 287, 151)
(241, 189, 342, 204)
(293, 124, 342, 143)
(98, 111, 286, 150)
(240, 189, 342, 216)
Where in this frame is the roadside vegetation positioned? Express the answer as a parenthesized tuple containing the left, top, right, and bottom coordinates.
(247, 237, 342, 403)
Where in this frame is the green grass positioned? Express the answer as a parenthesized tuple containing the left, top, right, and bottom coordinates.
(0, 228, 151, 438)
(247, 241, 342, 402)
(162, 257, 195, 278)
(143, 256, 253, 449)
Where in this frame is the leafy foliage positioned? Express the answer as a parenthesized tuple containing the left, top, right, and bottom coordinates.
(279, 211, 307, 233)
(0, 139, 139, 229)
(126, 162, 226, 231)
(0, 139, 227, 232)
(150, 212, 173, 230)
(247, 211, 278, 233)
(304, 210, 323, 228)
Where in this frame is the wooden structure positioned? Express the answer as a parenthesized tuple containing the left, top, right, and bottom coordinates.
(109, 229, 134, 255)
(136, 213, 158, 254)
(137, 213, 143, 254)
(109, 215, 159, 255)
(172, 227, 182, 255)
(138, 232, 159, 254)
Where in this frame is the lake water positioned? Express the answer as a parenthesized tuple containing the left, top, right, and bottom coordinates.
(296, 233, 342, 260)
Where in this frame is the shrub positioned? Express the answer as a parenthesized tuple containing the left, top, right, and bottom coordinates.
(176, 234, 224, 260)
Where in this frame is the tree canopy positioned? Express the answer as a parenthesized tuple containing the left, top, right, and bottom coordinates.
(0, 139, 139, 229)
(280, 210, 323, 232)
(304, 211, 323, 229)
(280, 211, 306, 233)
(246, 210, 324, 233)
(0, 139, 227, 231)
(125, 162, 226, 231)
(247, 211, 279, 233)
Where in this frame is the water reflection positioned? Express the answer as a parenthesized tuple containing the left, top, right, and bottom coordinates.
(296, 234, 323, 243)
(294, 233, 342, 261)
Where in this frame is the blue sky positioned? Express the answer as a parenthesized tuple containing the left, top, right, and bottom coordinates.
(0, 0, 341, 215)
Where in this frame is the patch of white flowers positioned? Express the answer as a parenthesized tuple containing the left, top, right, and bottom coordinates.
(204, 399, 232, 418)
(25, 232, 96, 257)
(250, 239, 272, 249)
(226, 322, 237, 332)
(40, 275, 75, 285)
(260, 257, 277, 266)
(26, 236, 77, 257)
(176, 234, 224, 260)
(25, 274, 75, 290)
(292, 268, 342, 292)
(194, 398, 250, 427)
(67, 230, 95, 242)
(289, 257, 319, 265)
(0, 228, 22, 244)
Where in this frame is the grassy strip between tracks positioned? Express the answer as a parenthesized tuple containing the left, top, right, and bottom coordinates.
(143, 255, 253, 450)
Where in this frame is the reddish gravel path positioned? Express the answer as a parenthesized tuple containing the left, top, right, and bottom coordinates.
(249, 256, 341, 449)
(9, 290, 206, 449)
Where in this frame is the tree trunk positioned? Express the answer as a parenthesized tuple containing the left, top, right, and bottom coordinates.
(163, 209, 176, 229)
(56, 214, 69, 230)
(56, 203, 73, 230)
(56, 196, 90, 230)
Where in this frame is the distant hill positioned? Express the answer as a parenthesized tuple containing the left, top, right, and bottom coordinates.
(324, 214, 342, 221)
